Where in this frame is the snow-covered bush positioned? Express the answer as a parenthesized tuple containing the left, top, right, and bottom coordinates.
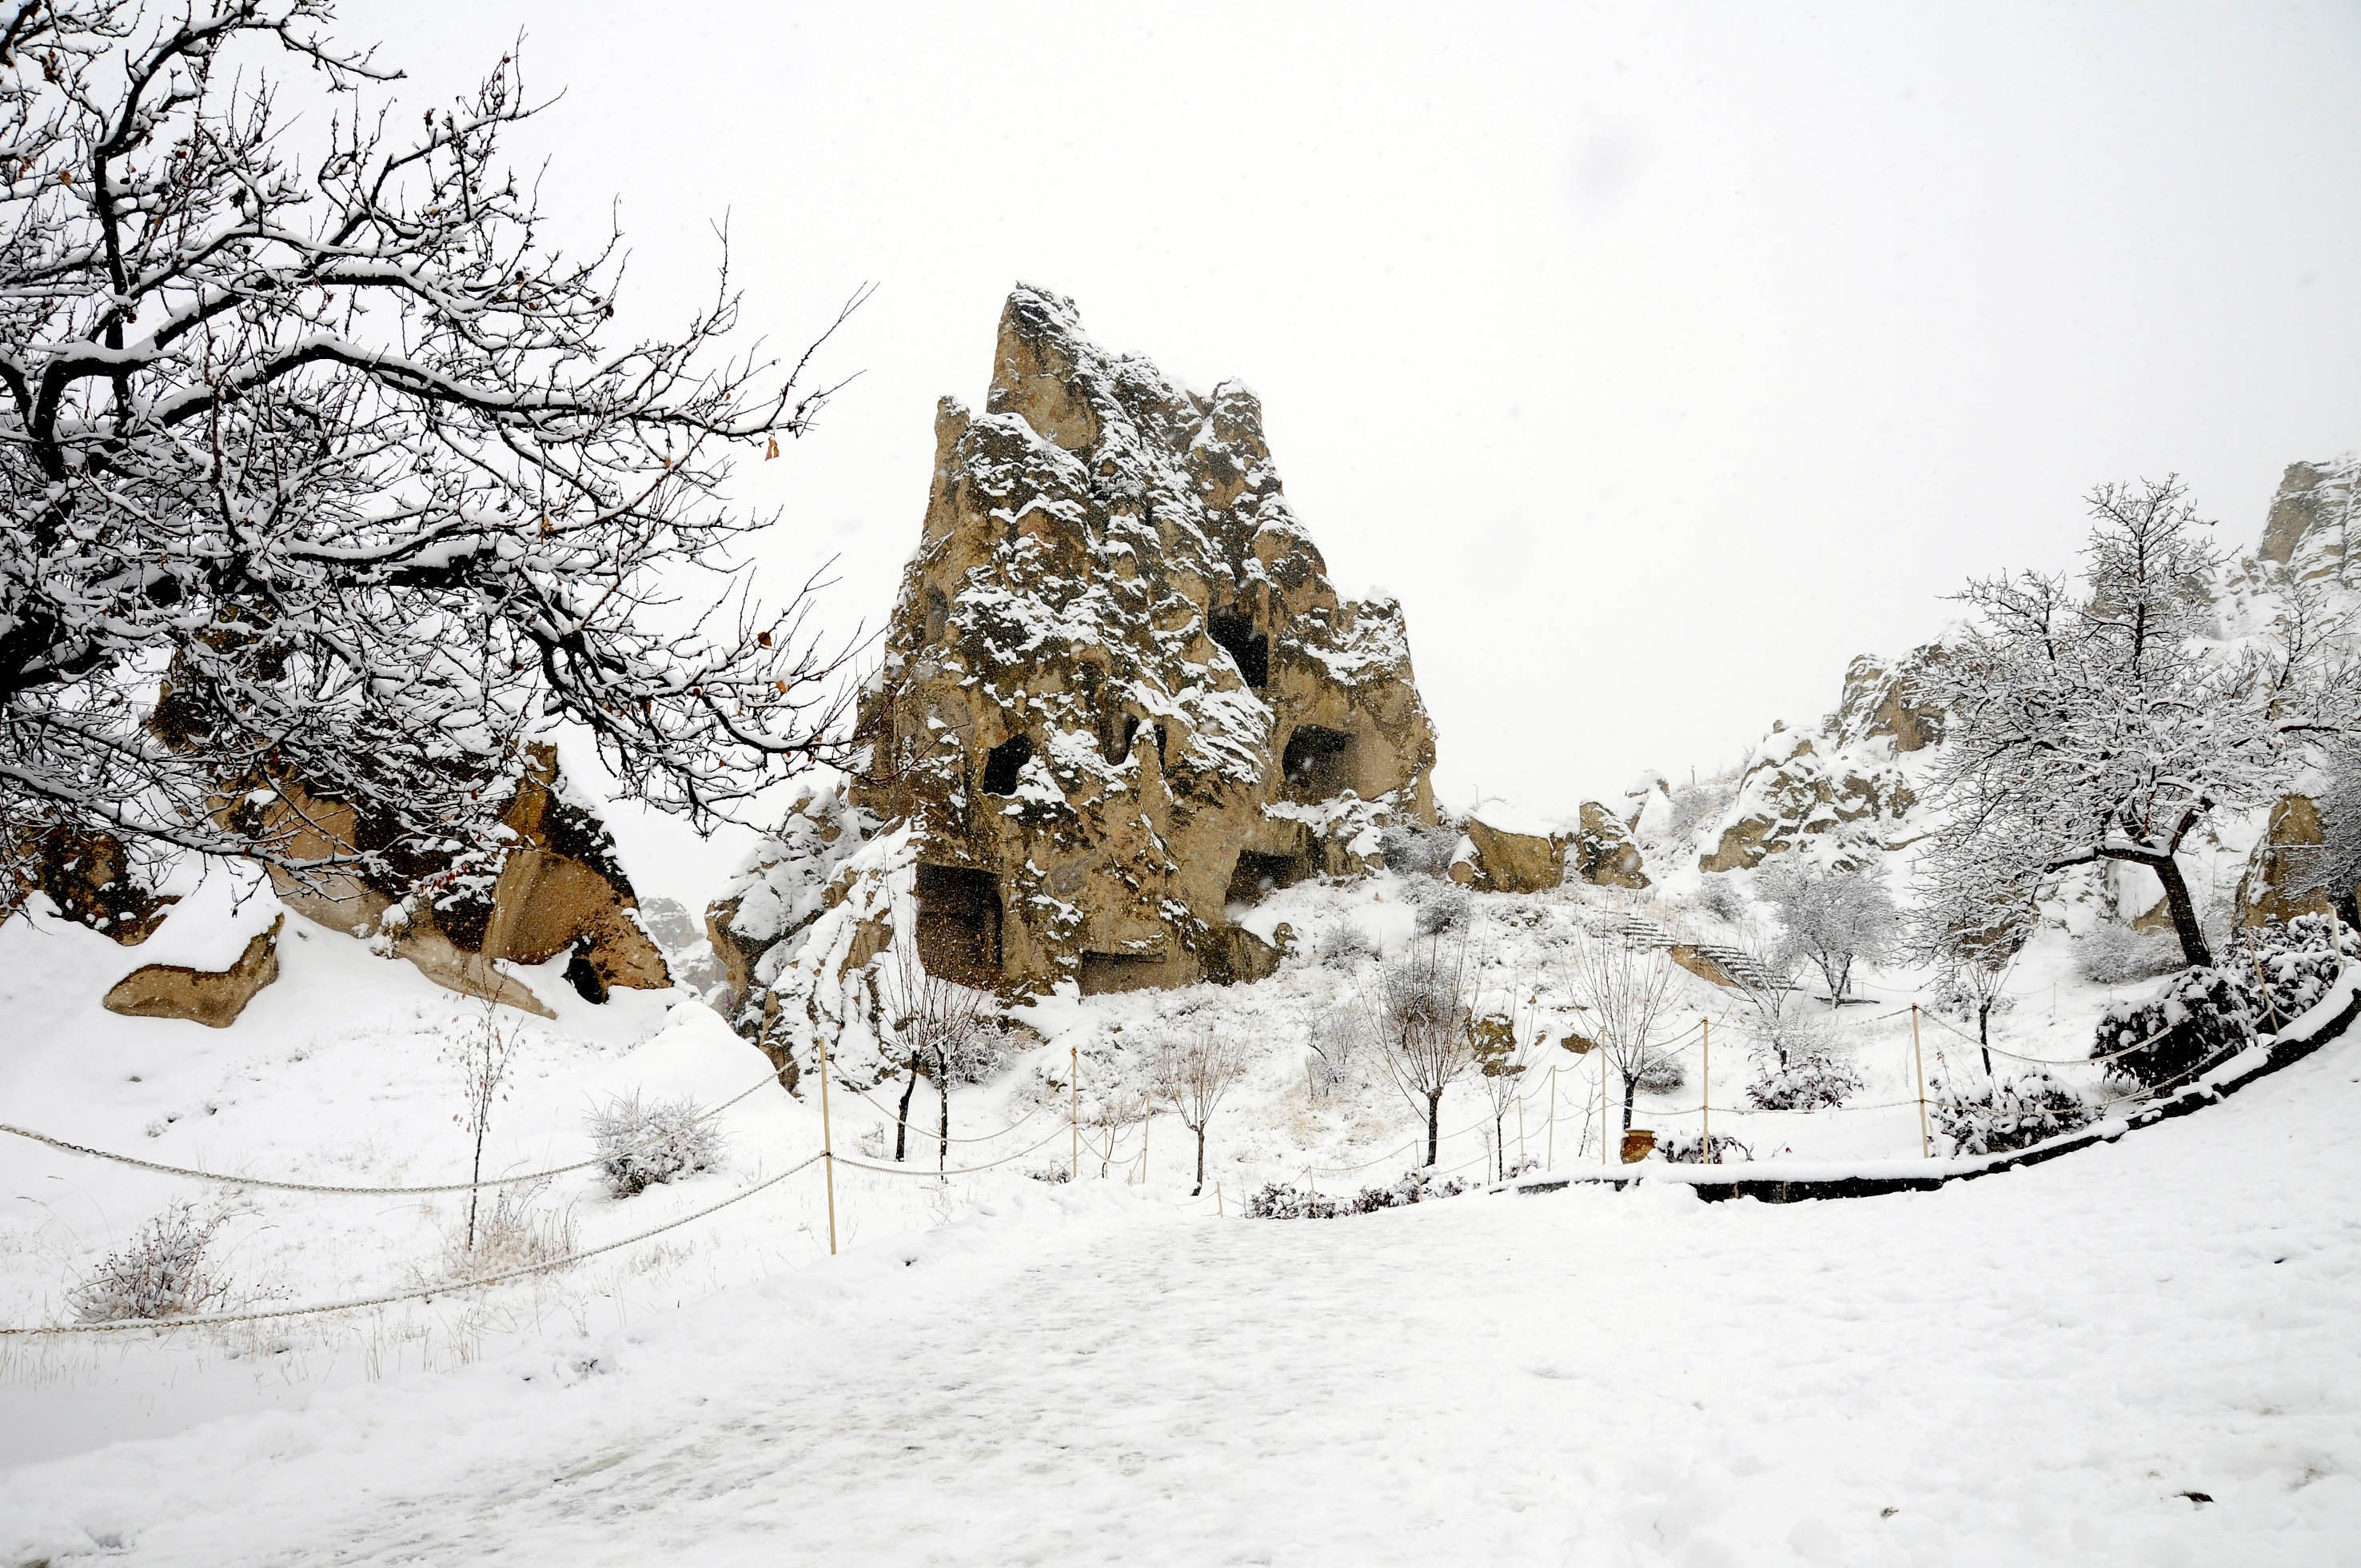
(1632, 1047, 1686, 1094)
(1316, 922, 1381, 970)
(1932, 1072, 2094, 1157)
(2232, 912, 2358, 1026)
(2096, 916, 2351, 1092)
(1658, 1130, 1753, 1164)
(1380, 820, 1462, 879)
(1243, 1170, 1471, 1219)
(587, 1091, 724, 1199)
(69, 1202, 231, 1323)
(1696, 877, 1745, 924)
(1410, 882, 1470, 936)
(1022, 1165, 1072, 1184)
(1667, 778, 1735, 844)
(2097, 968, 2255, 1092)
(1743, 1045, 1863, 1111)
(2077, 923, 2180, 985)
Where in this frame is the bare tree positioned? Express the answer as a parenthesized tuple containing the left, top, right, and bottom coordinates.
(1924, 477, 2358, 971)
(1717, 916, 1811, 1068)
(1562, 930, 1681, 1143)
(1758, 861, 1899, 1007)
(875, 934, 995, 1171)
(445, 1003, 516, 1254)
(1155, 1028, 1249, 1196)
(1909, 857, 2039, 1078)
(1362, 936, 1475, 1168)
(0, 2, 862, 905)
(1469, 1007, 1534, 1181)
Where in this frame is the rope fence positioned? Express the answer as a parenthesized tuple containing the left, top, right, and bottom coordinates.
(8, 923, 2342, 1334)
(0, 1071, 788, 1197)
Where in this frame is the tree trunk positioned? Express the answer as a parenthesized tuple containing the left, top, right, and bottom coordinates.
(1192, 1126, 1206, 1196)
(1977, 1003, 1993, 1080)
(895, 1053, 919, 1162)
(2146, 850, 2215, 968)
(938, 1072, 951, 1176)
(1621, 1071, 1637, 1136)
(1425, 1088, 1442, 1167)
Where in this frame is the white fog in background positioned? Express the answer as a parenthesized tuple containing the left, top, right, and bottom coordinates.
(345, 0, 2361, 815)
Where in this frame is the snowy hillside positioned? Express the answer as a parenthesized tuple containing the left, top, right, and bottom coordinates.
(6, 968, 2359, 1565)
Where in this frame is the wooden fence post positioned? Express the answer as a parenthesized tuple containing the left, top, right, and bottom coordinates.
(1912, 1003, 1931, 1159)
(1701, 1016, 1713, 1164)
(817, 1031, 839, 1256)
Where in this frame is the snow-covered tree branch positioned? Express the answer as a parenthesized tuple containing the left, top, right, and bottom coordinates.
(0, 0, 863, 896)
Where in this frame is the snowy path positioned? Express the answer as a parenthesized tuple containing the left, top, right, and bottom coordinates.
(8, 1035, 2361, 1566)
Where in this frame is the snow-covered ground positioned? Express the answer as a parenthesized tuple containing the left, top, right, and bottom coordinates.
(6, 975, 2359, 1564)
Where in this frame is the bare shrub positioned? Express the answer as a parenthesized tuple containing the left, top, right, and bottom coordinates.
(875, 935, 1002, 1171)
(444, 1006, 518, 1255)
(1306, 1009, 1359, 1097)
(70, 1201, 231, 1323)
(444, 1179, 577, 1279)
(586, 1091, 724, 1199)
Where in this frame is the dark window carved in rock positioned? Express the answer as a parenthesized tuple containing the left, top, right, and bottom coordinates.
(915, 864, 1002, 984)
(1281, 725, 1355, 800)
(981, 734, 1033, 796)
(1207, 610, 1269, 689)
(1226, 850, 1307, 907)
(1078, 951, 1165, 995)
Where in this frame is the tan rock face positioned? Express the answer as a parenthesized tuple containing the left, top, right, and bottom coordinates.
(9, 828, 177, 944)
(1455, 817, 1565, 894)
(255, 744, 664, 1014)
(104, 916, 282, 1028)
(1572, 802, 1650, 889)
(1830, 648, 1947, 755)
(2237, 795, 2335, 928)
(824, 285, 1438, 998)
(2257, 458, 2357, 581)
(1698, 728, 1919, 875)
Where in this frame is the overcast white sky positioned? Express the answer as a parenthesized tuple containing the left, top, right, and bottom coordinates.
(354, 1, 2361, 818)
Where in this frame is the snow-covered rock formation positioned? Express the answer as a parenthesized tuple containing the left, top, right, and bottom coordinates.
(711, 287, 1440, 1063)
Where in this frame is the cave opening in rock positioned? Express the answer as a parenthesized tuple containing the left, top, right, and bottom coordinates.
(1226, 850, 1307, 907)
(981, 734, 1033, 796)
(924, 585, 950, 644)
(1078, 951, 1165, 995)
(1102, 712, 1141, 764)
(1281, 725, 1355, 799)
(915, 864, 1003, 984)
(1207, 610, 1269, 689)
